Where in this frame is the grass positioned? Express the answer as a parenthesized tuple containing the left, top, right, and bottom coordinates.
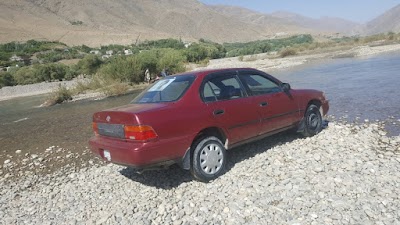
(45, 84, 72, 106)
(279, 48, 297, 58)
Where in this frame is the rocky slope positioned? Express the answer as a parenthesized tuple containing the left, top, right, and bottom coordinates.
(0, 0, 293, 46)
(365, 4, 400, 34)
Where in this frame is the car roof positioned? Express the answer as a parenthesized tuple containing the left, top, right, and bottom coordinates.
(173, 68, 260, 78)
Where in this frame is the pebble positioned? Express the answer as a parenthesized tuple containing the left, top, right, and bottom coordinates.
(15, 150, 22, 154)
(0, 122, 399, 225)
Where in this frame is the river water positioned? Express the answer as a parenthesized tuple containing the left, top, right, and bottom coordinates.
(274, 52, 400, 136)
(0, 52, 399, 158)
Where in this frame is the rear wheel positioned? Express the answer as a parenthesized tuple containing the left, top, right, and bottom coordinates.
(301, 104, 322, 137)
(191, 136, 226, 182)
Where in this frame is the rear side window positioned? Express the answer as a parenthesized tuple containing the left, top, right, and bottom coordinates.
(201, 75, 244, 102)
(240, 74, 281, 95)
(132, 75, 195, 103)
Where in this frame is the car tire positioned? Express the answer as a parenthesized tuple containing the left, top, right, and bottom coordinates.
(301, 104, 323, 137)
(191, 136, 226, 182)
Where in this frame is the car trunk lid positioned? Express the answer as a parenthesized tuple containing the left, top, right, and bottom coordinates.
(92, 103, 167, 139)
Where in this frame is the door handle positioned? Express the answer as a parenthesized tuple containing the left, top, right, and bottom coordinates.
(260, 102, 268, 107)
(213, 109, 225, 115)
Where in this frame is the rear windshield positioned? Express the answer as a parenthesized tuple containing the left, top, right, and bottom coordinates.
(132, 75, 195, 103)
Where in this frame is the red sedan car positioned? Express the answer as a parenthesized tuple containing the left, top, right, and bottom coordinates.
(89, 68, 329, 182)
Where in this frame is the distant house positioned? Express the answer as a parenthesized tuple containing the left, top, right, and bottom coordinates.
(10, 55, 23, 62)
(106, 50, 114, 56)
(90, 50, 100, 55)
(184, 42, 192, 48)
(124, 49, 133, 55)
(101, 55, 111, 60)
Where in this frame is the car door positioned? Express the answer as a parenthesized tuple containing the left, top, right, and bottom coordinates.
(200, 72, 260, 145)
(238, 71, 299, 135)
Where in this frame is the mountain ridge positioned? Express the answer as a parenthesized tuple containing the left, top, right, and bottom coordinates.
(0, 0, 398, 46)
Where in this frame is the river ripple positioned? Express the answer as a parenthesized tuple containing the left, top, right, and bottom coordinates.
(274, 51, 400, 135)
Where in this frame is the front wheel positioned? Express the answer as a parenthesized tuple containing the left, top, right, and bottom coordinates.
(301, 104, 323, 137)
(191, 136, 227, 182)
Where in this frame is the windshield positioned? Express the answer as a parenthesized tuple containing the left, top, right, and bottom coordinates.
(132, 75, 195, 103)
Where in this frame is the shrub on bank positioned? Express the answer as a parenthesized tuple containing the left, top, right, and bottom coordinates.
(45, 84, 73, 106)
(0, 71, 15, 88)
(98, 56, 142, 83)
(279, 48, 297, 58)
(77, 54, 102, 75)
(100, 80, 131, 97)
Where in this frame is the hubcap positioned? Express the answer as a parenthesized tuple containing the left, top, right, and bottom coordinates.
(200, 143, 224, 175)
(308, 112, 320, 131)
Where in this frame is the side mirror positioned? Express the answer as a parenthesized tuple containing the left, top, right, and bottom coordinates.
(281, 83, 291, 92)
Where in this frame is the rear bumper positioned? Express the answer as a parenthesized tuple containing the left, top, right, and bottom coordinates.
(89, 135, 190, 168)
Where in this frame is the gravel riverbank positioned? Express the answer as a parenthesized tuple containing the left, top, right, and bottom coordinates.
(1, 122, 399, 224)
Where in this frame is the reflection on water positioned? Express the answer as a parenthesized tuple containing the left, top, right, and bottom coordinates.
(273, 52, 400, 135)
(0, 92, 141, 156)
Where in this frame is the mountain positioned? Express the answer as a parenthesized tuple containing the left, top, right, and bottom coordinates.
(0, 0, 373, 47)
(208, 5, 312, 35)
(365, 4, 400, 34)
(210, 6, 360, 35)
(269, 11, 361, 34)
(0, 0, 294, 46)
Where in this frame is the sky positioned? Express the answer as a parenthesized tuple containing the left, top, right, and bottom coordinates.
(199, 0, 400, 23)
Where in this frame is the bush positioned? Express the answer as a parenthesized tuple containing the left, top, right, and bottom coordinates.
(225, 35, 312, 57)
(279, 48, 297, 58)
(45, 84, 72, 105)
(12, 67, 39, 85)
(77, 54, 102, 75)
(98, 56, 142, 83)
(0, 72, 15, 87)
(100, 80, 131, 97)
(138, 39, 185, 50)
(35, 63, 68, 81)
(156, 49, 186, 74)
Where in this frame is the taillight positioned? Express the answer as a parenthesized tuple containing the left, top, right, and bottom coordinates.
(124, 125, 157, 141)
(92, 122, 99, 136)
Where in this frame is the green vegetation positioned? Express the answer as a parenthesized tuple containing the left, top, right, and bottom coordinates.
(1, 32, 400, 94)
(0, 71, 15, 88)
(70, 20, 83, 26)
(224, 35, 313, 57)
(36, 48, 83, 63)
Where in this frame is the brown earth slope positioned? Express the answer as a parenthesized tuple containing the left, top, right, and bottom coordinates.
(0, 0, 297, 46)
(364, 4, 400, 34)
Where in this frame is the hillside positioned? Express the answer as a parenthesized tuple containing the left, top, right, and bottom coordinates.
(365, 4, 400, 34)
(0, 0, 297, 46)
(268, 11, 360, 34)
(208, 5, 312, 36)
(2, 0, 397, 47)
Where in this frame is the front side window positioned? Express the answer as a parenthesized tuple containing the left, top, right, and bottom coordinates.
(132, 75, 195, 103)
(240, 74, 281, 96)
(201, 75, 244, 102)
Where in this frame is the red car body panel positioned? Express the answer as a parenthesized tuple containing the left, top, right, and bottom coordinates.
(89, 68, 329, 169)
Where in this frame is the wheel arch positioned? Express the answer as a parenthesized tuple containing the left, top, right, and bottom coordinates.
(180, 126, 227, 170)
(297, 99, 322, 133)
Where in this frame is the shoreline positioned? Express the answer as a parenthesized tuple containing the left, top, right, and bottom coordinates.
(1, 43, 400, 103)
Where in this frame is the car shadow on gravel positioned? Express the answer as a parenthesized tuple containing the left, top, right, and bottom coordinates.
(119, 164, 194, 189)
(119, 121, 329, 189)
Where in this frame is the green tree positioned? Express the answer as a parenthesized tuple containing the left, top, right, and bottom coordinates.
(157, 49, 186, 74)
(98, 56, 142, 83)
(77, 54, 102, 75)
(0, 72, 15, 87)
(12, 67, 39, 85)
